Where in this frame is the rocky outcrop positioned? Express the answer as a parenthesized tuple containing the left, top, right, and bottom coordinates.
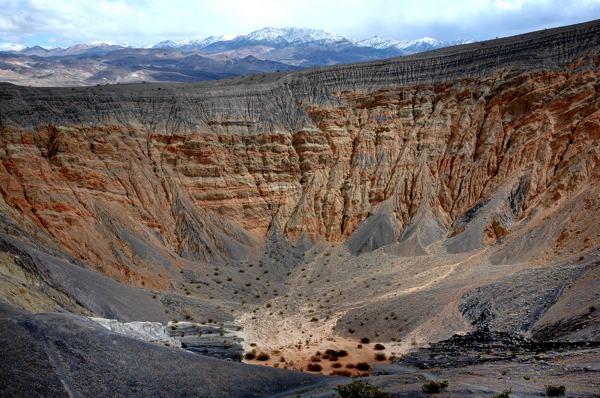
(400, 329, 600, 369)
(90, 317, 245, 361)
(91, 317, 180, 345)
(167, 320, 244, 361)
(459, 262, 589, 335)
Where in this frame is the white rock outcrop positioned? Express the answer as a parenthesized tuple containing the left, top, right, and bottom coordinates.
(90, 317, 181, 348)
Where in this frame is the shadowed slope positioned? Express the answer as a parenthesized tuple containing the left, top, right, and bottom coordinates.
(0, 305, 324, 398)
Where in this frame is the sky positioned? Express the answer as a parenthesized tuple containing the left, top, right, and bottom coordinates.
(1, 0, 600, 50)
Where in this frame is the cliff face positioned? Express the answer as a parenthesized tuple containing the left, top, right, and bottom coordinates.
(0, 20, 599, 288)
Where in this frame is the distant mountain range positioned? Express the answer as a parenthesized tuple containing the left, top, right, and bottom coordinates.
(150, 27, 469, 52)
(0, 27, 472, 86)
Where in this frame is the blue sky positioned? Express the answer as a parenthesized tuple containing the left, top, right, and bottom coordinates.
(1, 0, 600, 50)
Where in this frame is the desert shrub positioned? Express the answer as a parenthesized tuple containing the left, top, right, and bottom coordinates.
(332, 362, 343, 368)
(335, 380, 392, 398)
(331, 370, 352, 377)
(492, 389, 511, 398)
(243, 352, 256, 360)
(355, 362, 370, 371)
(545, 385, 565, 396)
(375, 353, 386, 361)
(326, 349, 348, 357)
(310, 355, 321, 362)
(361, 337, 370, 344)
(345, 363, 355, 369)
(373, 343, 385, 350)
(422, 380, 448, 394)
(256, 352, 270, 361)
(307, 363, 322, 372)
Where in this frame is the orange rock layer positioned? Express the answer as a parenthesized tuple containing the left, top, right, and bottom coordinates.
(1, 67, 599, 286)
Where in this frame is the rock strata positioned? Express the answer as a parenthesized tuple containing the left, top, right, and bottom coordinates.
(167, 320, 244, 361)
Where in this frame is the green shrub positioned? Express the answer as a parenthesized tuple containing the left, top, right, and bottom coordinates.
(492, 389, 511, 398)
(331, 370, 352, 377)
(256, 352, 270, 361)
(375, 353, 386, 361)
(545, 385, 565, 396)
(422, 380, 448, 394)
(355, 362, 370, 371)
(306, 363, 322, 372)
(325, 349, 348, 357)
(335, 380, 392, 398)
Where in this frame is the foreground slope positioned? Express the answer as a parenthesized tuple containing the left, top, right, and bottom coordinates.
(0, 303, 323, 397)
(0, 19, 599, 396)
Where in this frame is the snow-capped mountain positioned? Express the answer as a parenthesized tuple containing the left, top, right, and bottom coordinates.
(153, 34, 237, 50)
(154, 27, 462, 53)
(355, 36, 472, 52)
(152, 40, 180, 49)
(243, 27, 346, 44)
(153, 28, 348, 50)
(152, 27, 471, 58)
(354, 36, 402, 50)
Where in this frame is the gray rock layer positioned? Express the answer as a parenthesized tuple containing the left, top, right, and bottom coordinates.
(0, 20, 599, 132)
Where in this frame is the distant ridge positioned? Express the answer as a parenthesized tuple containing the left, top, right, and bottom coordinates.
(1, 19, 598, 129)
(0, 27, 471, 86)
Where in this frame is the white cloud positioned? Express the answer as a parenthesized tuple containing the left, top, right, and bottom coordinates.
(0, 42, 25, 51)
(0, 0, 599, 47)
(493, 0, 526, 10)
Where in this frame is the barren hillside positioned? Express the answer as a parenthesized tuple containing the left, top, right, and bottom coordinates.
(1, 19, 599, 397)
